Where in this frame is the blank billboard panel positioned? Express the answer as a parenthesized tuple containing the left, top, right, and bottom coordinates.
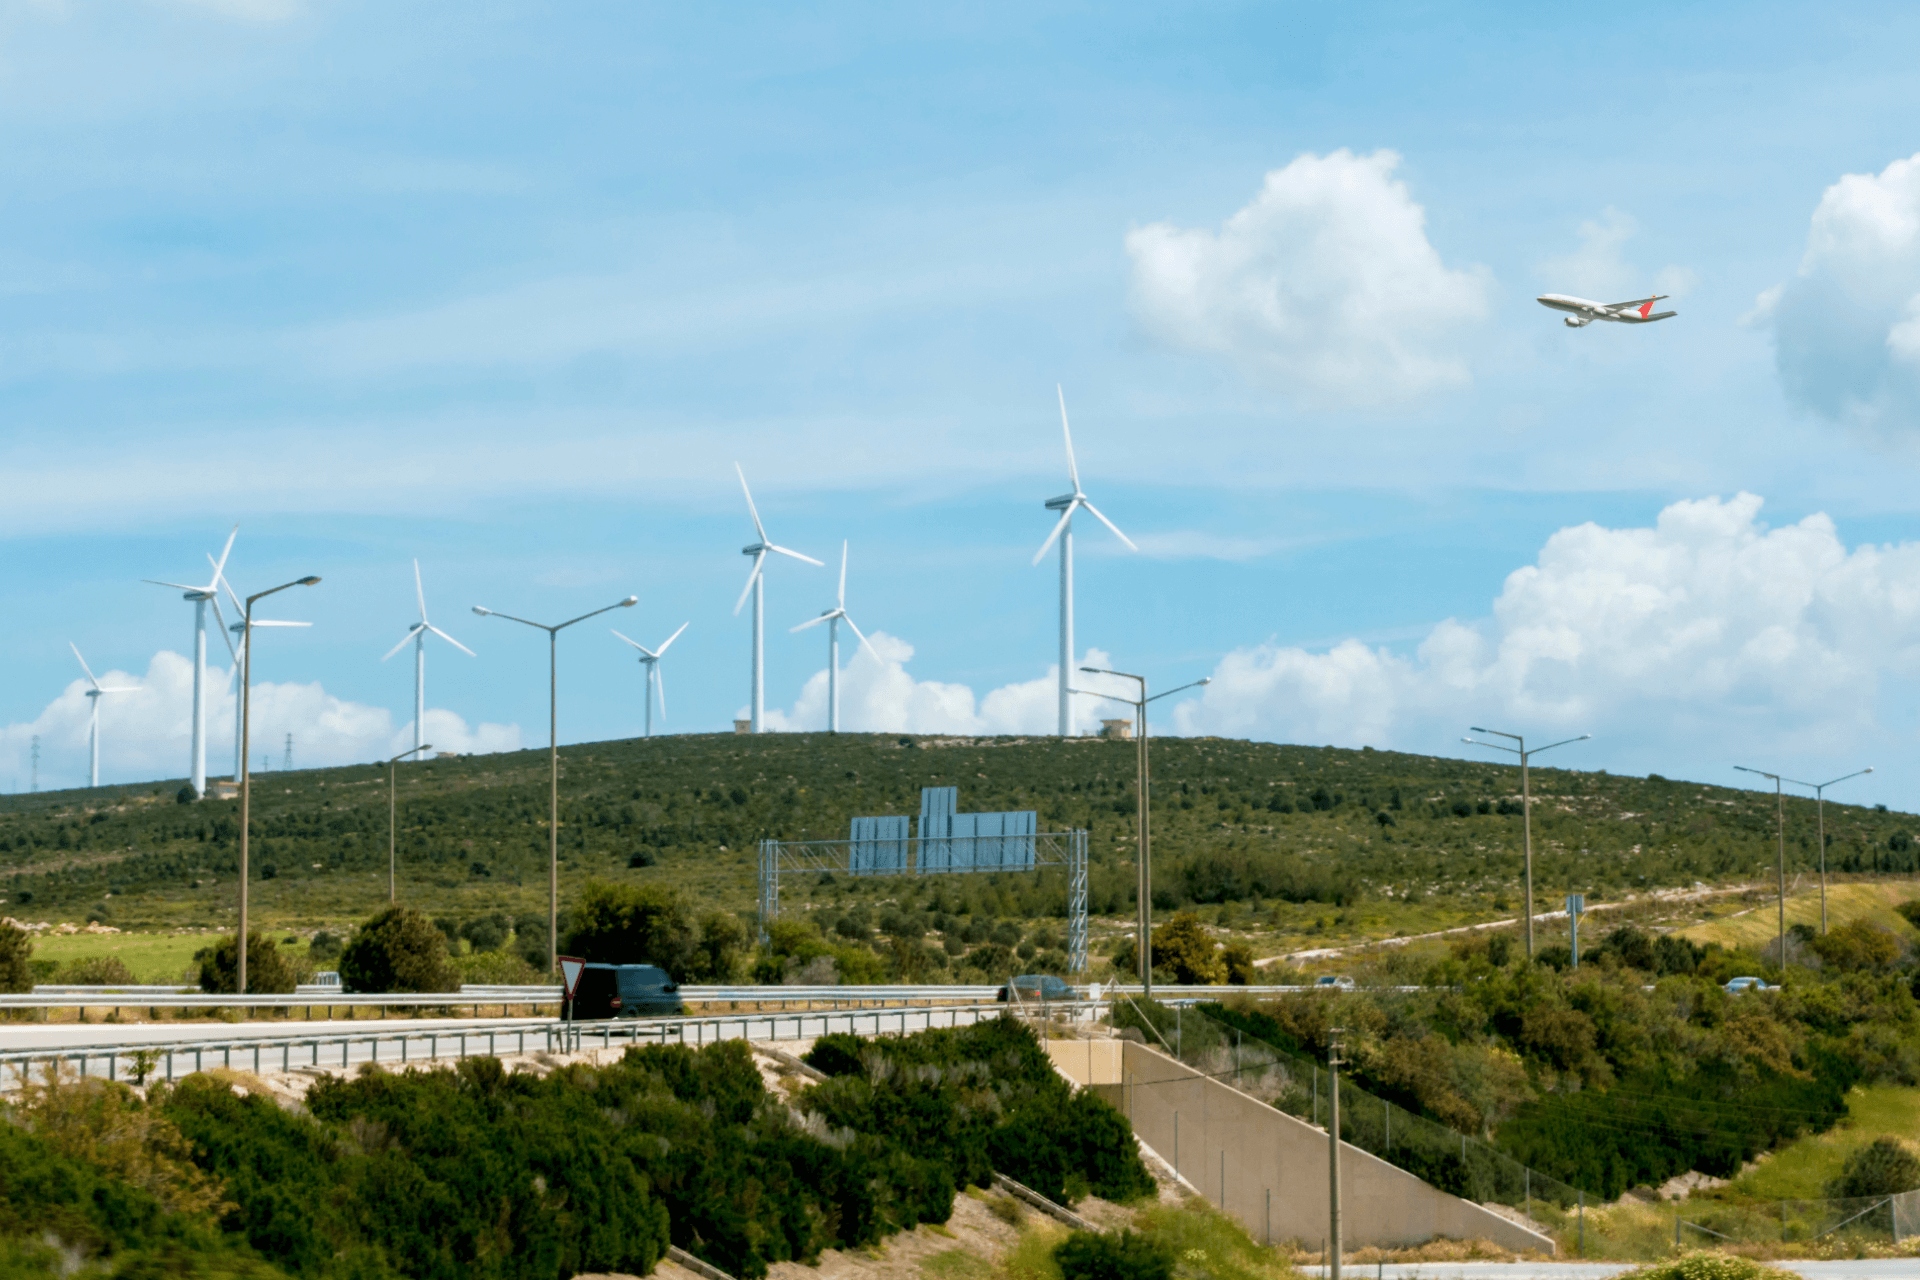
(849, 815, 910, 876)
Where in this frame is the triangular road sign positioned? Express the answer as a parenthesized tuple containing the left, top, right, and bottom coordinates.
(558, 955, 587, 1000)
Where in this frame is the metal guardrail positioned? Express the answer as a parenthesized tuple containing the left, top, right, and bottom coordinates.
(1, 990, 559, 1012)
(0, 1000, 1098, 1090)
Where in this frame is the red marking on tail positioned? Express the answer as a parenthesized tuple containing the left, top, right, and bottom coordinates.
(1640, 298, 1655, 318)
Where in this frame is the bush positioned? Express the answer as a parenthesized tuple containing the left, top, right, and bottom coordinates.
(55, 955, 137, 986)
(1807, 919, 1904, 973)
(1055, 1229, 1174, 1280)
(0, 921, 31, 994)
(561, 882, 698, 977)
(195, 932, 298, 994)
(337, 906, 459, 993)
(1150, 912, 1225, 985)
(306, 930, 342, 963)
(1612, 1254, 1799, 1280)
(1826, 1136, 1920, 1197)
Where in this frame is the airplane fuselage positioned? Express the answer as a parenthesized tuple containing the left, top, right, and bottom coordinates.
(1537, 292, 1676, 327)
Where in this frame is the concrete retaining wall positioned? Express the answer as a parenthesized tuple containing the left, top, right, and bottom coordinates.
(1047, 1038, 1553, 1256)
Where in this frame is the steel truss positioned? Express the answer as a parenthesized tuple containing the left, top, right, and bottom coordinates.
(758, 829, 1089, 974)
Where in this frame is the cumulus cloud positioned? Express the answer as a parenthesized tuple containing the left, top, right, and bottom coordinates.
(0, 650, 521, 791)
(1757, 153, 1920, 431)
(759, 633, 1141, 736)
(1125, 149, 1488, 405)
(1173, 493, 1920, 764)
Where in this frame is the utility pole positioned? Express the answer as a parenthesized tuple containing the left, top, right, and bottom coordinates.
(1783, 768, 1872, 935)
(1736, 766, 1790, 970)
(283, 733, 293, 772)
(1327, 1028, 1344, 1280)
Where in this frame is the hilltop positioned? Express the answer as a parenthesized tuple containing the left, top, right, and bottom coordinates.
(3, 733, 1916, 960)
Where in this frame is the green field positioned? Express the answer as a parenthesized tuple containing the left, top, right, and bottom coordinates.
(1725, 1084, 1920, 1199)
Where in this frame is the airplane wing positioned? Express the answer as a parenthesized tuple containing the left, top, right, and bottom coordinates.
(1617, 310, 1677, 323)
(1604, 294, 1669, 315)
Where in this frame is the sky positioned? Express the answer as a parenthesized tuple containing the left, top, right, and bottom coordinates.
(6, 1, 1920, 811)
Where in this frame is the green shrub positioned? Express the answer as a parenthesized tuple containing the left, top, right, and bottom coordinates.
(1611, 1253, 1798, 1280)
(0, 921, 31, 993)
(337, 906, 458, 993)
(306, 930, 341, 963)
(562, 882, 744, 980)
(195, 932, 297, 995)
(1054, 1229, 1174, 1280)
(55, 955, 137, 985)
(1826, 1136, 1920, 1197)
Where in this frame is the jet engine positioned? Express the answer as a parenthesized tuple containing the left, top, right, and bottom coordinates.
(1564, 316, 1591, 328)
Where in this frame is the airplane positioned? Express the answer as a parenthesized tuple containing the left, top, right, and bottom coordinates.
(1537, 293, 1676, 328)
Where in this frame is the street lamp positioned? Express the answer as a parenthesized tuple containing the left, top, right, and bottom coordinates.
(1462, 728, 1590, 960)
(1781, 768, 1872, 935)
(1734, 765, 1792, 972)
(474, 594, 638, 975)
(237, 574, 321, 995)
(387, 744, 433, 903)
(1079, 667, 1210, 998)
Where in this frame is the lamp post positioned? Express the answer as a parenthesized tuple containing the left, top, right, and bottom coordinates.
(1079, 667, 1210, 998)
(1462, 728, 1590, 960)
(237, 574, 321, 995)
(387, 743, 433, 903)
(474, 595, 638, 976)
(1781, 768, 1872, 935)
(1735, 765, 1794, 970)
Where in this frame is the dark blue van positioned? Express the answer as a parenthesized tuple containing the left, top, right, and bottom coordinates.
(571, 963, 683, 1019)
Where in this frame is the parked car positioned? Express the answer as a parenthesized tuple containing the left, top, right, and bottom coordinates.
(1314, 975, 1356, 990)
(997, 974, 1077, 1003)
(1723, 976, 1773, 994)
(570, 963, 682, 1020)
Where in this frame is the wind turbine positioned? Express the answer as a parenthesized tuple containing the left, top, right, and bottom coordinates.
(733, 463, 822, 733)
(69, 643, 133, 788)
(1032, 386, 1137, 738)
(382, 560, 475, 755)
(791, 541, 880, 733)
(215, 572, 312, 781)
(142, 525, 238, 798)
(611, 621, 689, 738)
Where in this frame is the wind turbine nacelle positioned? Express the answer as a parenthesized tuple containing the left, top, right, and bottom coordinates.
(1564, 316, 1591, 328)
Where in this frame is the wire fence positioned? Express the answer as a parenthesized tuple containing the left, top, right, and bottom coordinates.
(1110, 995, 1920, 1255)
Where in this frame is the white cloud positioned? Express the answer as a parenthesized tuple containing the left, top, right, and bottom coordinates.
(0, 650, 521, 791)
(1172, 493, 1920, 765)
(1124, 149, 1489, 406)
(1538, 207, 1697, 304)
(759, 633, 1141, 736)
(1758, 153, 1920, 431)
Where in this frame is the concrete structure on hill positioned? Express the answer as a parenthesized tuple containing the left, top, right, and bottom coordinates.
(1046, 1038, 1555, 1256)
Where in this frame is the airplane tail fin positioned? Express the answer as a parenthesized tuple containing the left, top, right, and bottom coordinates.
(1638, 294, 1670, 318)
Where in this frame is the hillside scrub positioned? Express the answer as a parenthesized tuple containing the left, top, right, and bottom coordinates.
(1200, 923, 1920, 1199)
(9, 735, 1919, 939)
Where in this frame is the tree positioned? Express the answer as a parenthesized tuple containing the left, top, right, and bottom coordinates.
(338, 907, 458, 993)
(196, 932, 298, 994)
(560, 881, 697, 978)
(1809, 919, 1904, 973)
(0, 920, 32, 994)
(1150, 912, 1225, 985)
(1054, 1230, 1173, 1280)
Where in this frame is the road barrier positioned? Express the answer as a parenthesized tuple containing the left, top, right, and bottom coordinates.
(0, 1000, 1097, 1091)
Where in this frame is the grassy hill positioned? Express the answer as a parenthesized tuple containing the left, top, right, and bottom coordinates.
(4, 732, 1917, 958)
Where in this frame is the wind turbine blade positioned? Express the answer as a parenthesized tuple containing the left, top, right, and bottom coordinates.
(142, 579, 201, 592)
(735, 462, 769, 543)
(655, 621, 689, 655)
(206, 597, 238, 661)
(413, 559, 428, 623)
(207, 524, 238, 589)
(1031, 505, 1074, 566)
(218, 573, 244, 617)
(1058, 384, 1080, 491)
(790, 614, 831, 633)
(843, 614, 880, 661)
(838, 541, 848, 610)
(426, 624, 476, 657)
(610, 628, 647, 653)
(250, 620, 312, 628)
(768, 544, 825, 567)
(382, 625, 425, 662)
(1078, 498, 1138, 552)
(69, 642, 101, 690)
(733, 552, 766, 615)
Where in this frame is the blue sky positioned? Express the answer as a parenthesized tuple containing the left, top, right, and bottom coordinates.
(7, 1, 1920, 811)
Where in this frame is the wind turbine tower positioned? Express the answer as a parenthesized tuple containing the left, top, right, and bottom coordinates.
(792, 541, 880, 732)
(69, 644, 133, 789)
(733, 464, 822, 733)
(1032, 387, 1137, 738)
(612, 622, 689, 738)
(382, 560, 475, 755)
(143, 525, 238, 798)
